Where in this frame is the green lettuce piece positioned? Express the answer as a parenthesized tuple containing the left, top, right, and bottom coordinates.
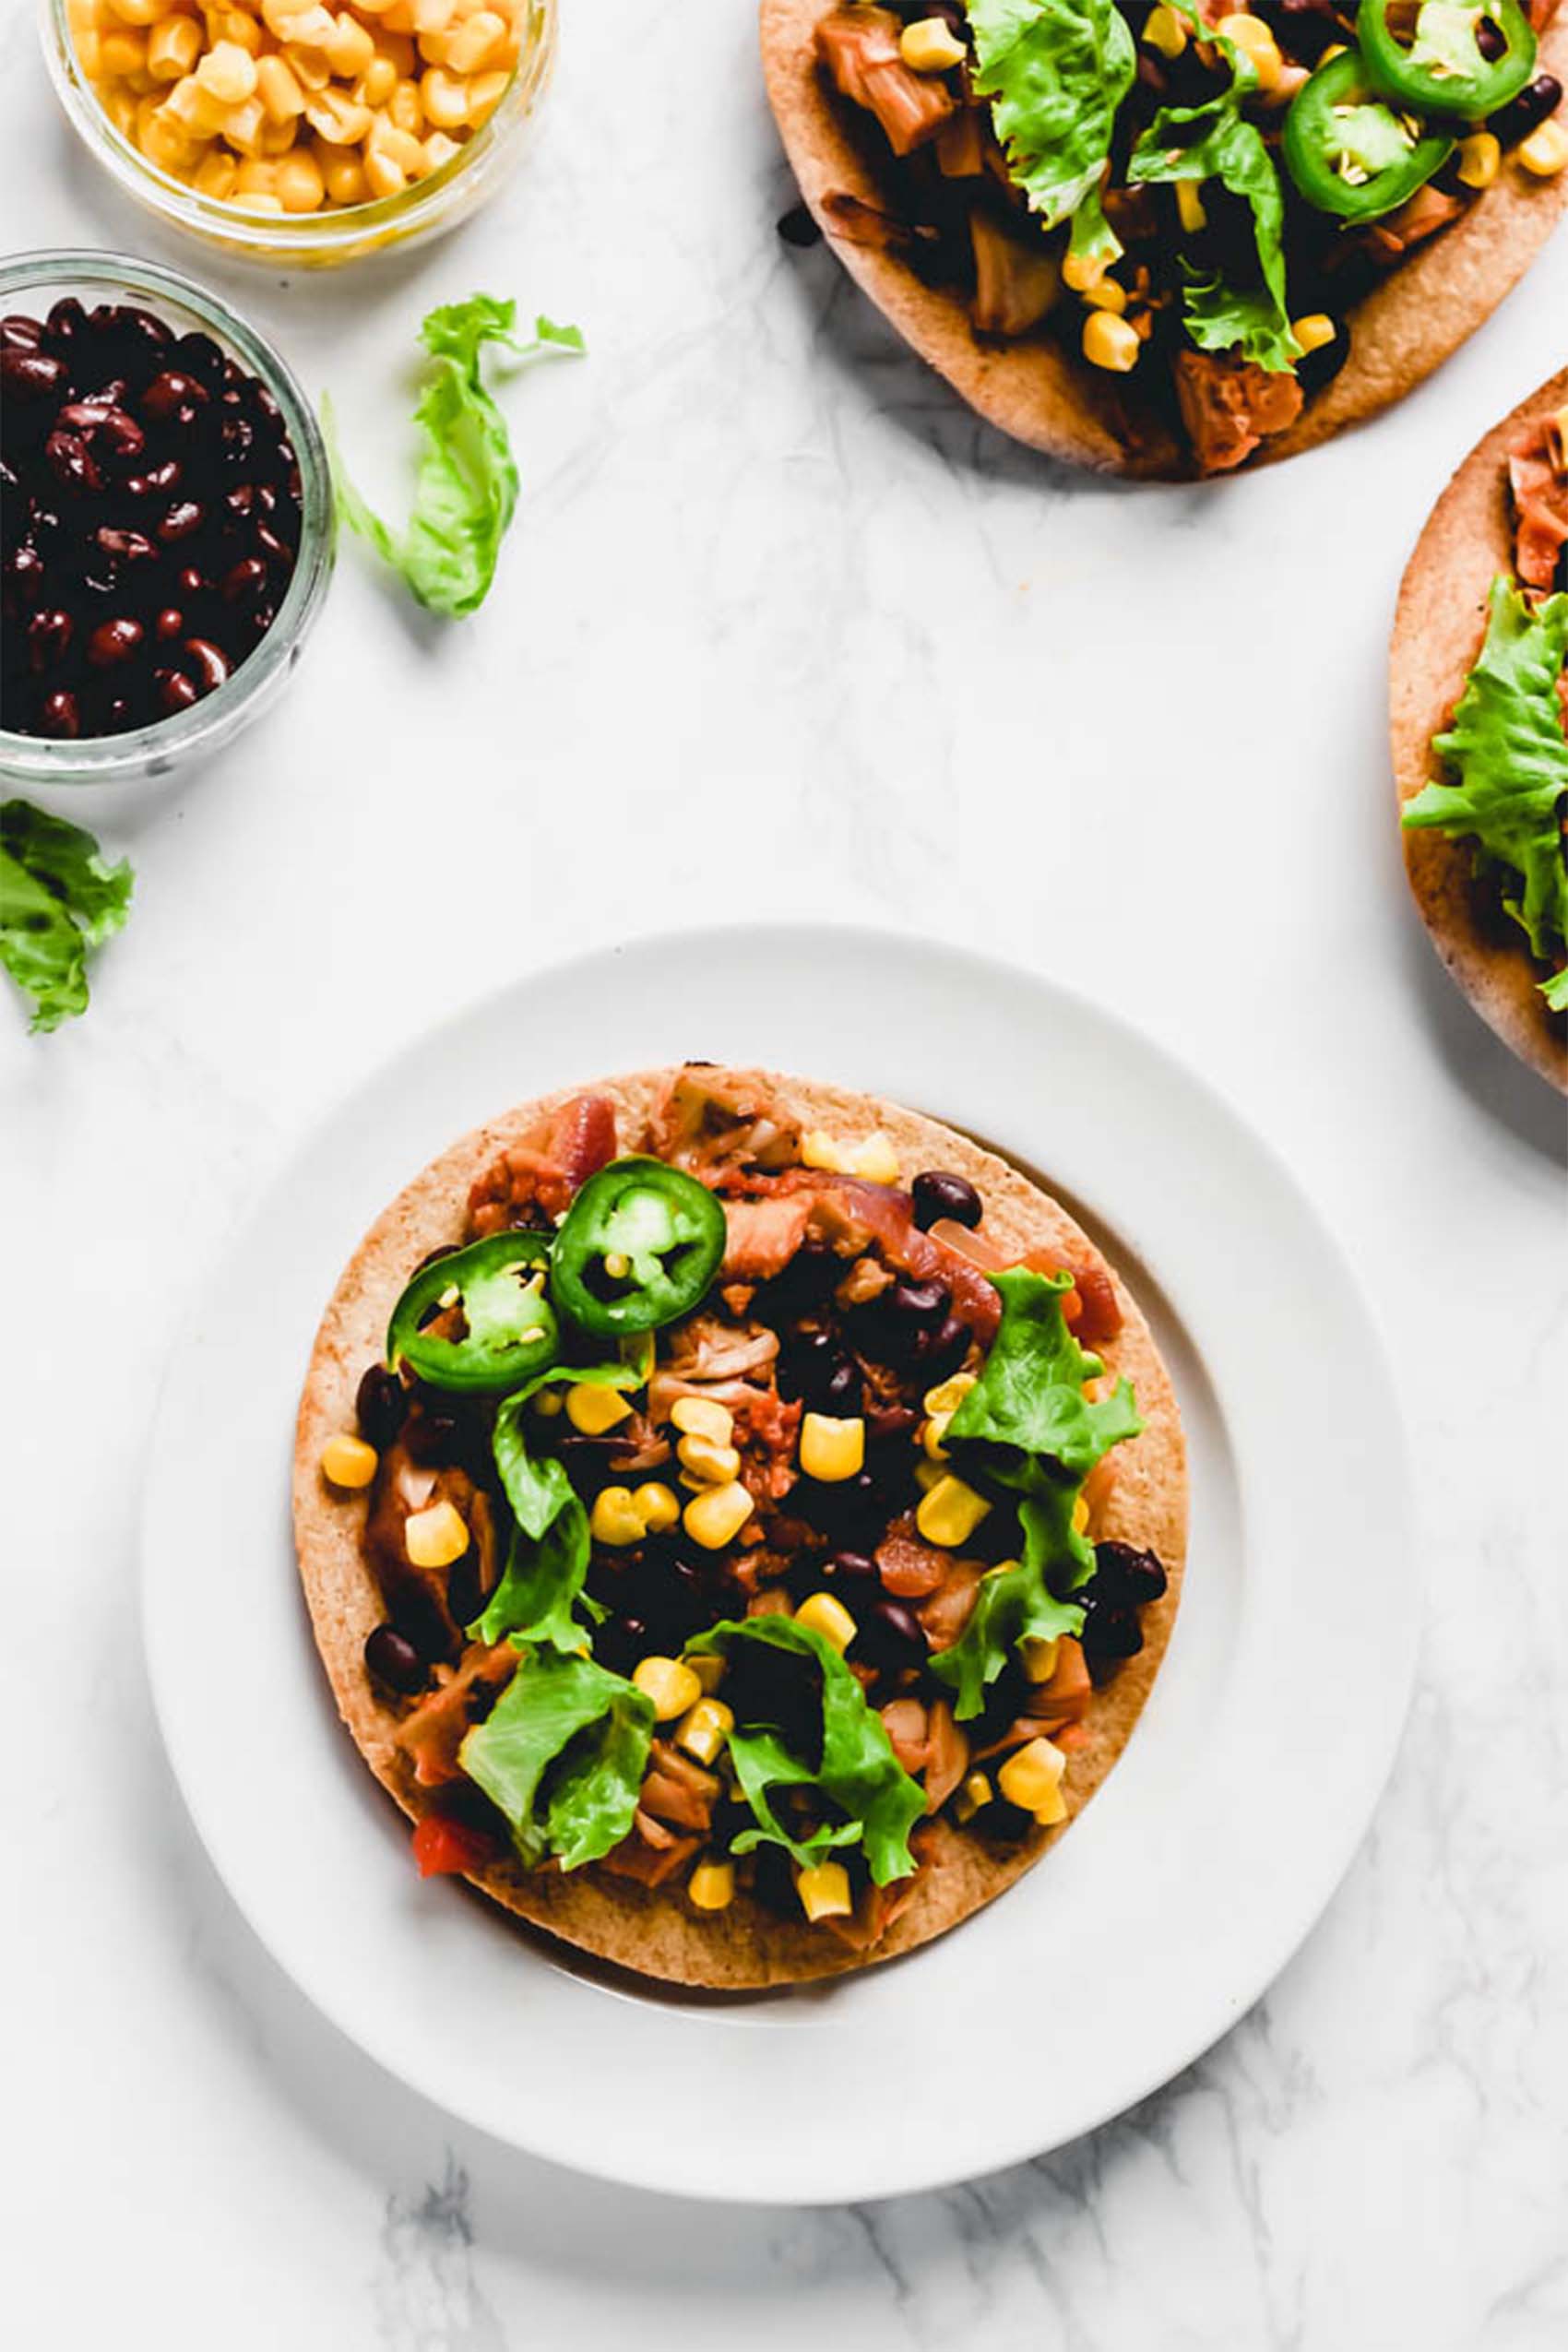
(459, 1647, 655, 1870)
(686, 1618, 926, 1885)
(964, 0, 1135, 241)
(1403, 577, 1568, 1000)
(325, 296, 584, 618)
(929, 1269, 1141, 1718)
(0, 801, 133, 1033)
(476, 1360, 642, 1652)
(1128, 33, 1299, 373)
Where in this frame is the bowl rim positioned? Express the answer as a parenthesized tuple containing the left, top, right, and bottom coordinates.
(0, 247, 334, 787)
(40, 0, 556, 264)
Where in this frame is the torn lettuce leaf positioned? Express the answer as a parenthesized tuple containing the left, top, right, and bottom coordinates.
(1403, 576, 1568, 1003)
(686, 1617, 926, 1885)
(326, 295, 584, 618)
(459, 1647, 655, 1870)
(475, 1360, 642, 1652)
(964, 0, 1135, 247)
(929, 1268, 1141, 1718)
(0, 800, 133, 1033)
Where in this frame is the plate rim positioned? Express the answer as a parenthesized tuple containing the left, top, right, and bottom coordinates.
(140, 920, 1420, 2203)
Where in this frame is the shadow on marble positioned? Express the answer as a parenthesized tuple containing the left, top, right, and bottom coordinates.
(1397, 902, 1566, 1167)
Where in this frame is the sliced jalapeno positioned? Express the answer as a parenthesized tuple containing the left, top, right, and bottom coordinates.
(386, 1229, 558, 1394)
(1359, 0, 1536, 121)
(1284, 47, 1455, 220)
(551, 1158, 727, 1336)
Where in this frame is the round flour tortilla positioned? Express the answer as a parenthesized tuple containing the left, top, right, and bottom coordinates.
(294, 1069, 1188, 1989)
(759, 0, 1568, 480)
(1389, 366, 1568, 1092)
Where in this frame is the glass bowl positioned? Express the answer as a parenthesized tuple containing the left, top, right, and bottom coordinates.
(0, 250, 333, 791)
(42, 0, 557, 269)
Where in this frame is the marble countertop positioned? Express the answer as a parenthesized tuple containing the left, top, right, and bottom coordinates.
(5, 5, 1566, 2346)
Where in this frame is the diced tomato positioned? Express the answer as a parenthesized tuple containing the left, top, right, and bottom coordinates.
(411, 1812, 494, 1878)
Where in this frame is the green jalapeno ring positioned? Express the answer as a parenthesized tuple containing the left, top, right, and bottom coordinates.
(386, 1229, 559, 1394)
(1359, 0, 1536, 121)
(1284, 47, 1455, 220)
(551, 1158, 728, 1336)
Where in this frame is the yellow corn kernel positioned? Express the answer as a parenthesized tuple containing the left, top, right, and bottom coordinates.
(922, 1372, 976, 1420)
(1082, 311, 1141, 373)
(799, 1412, 865, 1484)
(282, 39, 332, 88)
(1072, 1494, 1089, 1535)
(921, 1412, 952, 1464)
(446, 5, 505, 69)
(262, 0, 333, 40)
(800, 1129, 849, 1173)
(276, 146, 325, 208)
(954, 1770, 992, 1824)
(374, 27, 417, 73)
(675, 1696, 735, 1765)
(303, 87, 373, 141)
(317, 142, 366, 199)
(142, 11, 197, 74)
(565, 1382, 634, 1435)
(1519, 118, 1568, 177)
(368, 118, 425, 172)
(686, 1858, 735, 1912)
(161, 72, 225, 133)
(1083, 277, 1128, 315)
(233, 154, 277, 193)
(105, 85, 140, 134)
(325, 10, 376, 74)
(1034, 1779, 1069, 1827)
(588, 1486, 645, 1549)
(794, 1591, 857, 1656)
(1218, 12, 1281, 89)
(671, 1395, 734, 1445)
(101, 27, 149, 75)
(105, 0, 173, 23)
(1145, 3, 1187, 55)
(633, 1480, 681, 1535)
(386, 74, 421, 134)
(210, 6, 265, 54)
(222, 93, 267, 152)
(916, 1473, 991, 1548)
(422, 125, 460, 172)
(677, 1431, 742, 1487)
(633, 1656, 702, 1720)
(141, 113, 203, 170)
(255, 51, 305, 119)
(194, 147, 239, 196)
(531, 1384, 564, 1418)
(1290, 312, 1336, 355)
(796, 1861, 852, 1923)
(899, 17, 967, 73)
(405, 1498, 469, 1570)
(77, 30, 105, 76)
(466, 66, 509, 122)
(363, 142, 407, 196)
(1062, 236, 1119, 292)
(197, 38, 258, 103)
(684, 1651, 726, 1695)
(997, 1736, 1066, 1815)
(420, 62, 470, 124)
(683, 1480, 754, 1550)
(321, 1432, 378, 1489)
(1175, 180, 1206, 234)
(1454, 131, 1500, 191)
(413, 0, 457, 29)
(850, 1132, 900, 1184)
(258, 113, 299, 151)
(913, 1456, 944, 1495)
(242, 192, 286, 211)
(1020, 1635, 1060, 1684)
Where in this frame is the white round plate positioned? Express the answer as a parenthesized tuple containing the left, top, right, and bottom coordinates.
(143, 925, 1417, 2204)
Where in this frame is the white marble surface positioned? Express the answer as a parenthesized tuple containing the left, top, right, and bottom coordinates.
(5, 3, 1567, 2344)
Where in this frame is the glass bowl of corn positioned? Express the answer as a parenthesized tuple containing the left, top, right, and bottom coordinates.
(42, 0, 557, 267)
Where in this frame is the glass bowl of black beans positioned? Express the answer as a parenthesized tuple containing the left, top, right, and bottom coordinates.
(0, 250, 331, 788)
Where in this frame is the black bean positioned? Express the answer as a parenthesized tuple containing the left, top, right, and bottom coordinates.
(823, 1549, 878, 1582)
(1091, 1540, 1169, 1607)
(171, 330, 228, 387)
(154, 667, 199, 715)
(126, 457, 183, 500)
(446, 1550, 482, 1629)
(1490, 73, 1562, 145)
(864, 1402, 920, 1443)
(364, 1624, 427, 1695)
(86, 615, 144, 667)
(37, 688, 79, 737)
(857, 1598, 928, 1667)
(413, 1241, 461, 1275)
(26, 608, 72, 673)
(356, 1362, 409, 1450)
(152, 605, 184, 641)
(910, 1170, 983, 1230)
(886, 1277, 948, 1329)
(220, 555, 269, 605)
(778, 1328, 861, 1412)
(44, 429, 102, 493)
(1, 314, 44, 352)
(913, 1314, 971, 1384)
(43, 297, 89, 350)
(403, 1408, 461, 1467)
(157, 499, 206, 543)
(1083, 1609, 1144, 1684)
(1475, 15, 1505, 59)
(142, 368, 209, 425)
(2, 347, 70, 407)
(94, 526, 158, 567)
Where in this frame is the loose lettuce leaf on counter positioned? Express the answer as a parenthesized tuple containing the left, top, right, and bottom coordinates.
(460, 1647, 655, 1870)
(930, 1268, 1140, 1716)
(965, 0, 1135, 234)
(0, 800, 133, 1033)
(1404, 577, 1568, 1005)
(687, 1617, 926, 1885)
(326, 296, 584, 618)
(1128, 30, 1299, 374)
(476, 1361, 642, 1652)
